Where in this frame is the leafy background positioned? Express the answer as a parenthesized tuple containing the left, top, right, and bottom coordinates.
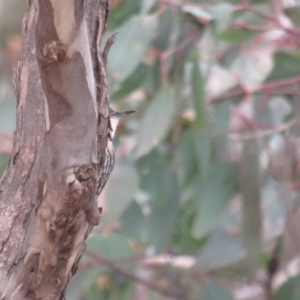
(1, 0, 300, 299)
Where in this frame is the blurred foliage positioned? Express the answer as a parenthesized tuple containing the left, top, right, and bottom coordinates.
(2, 0, 300, 300)
(0, 0, 22, 178)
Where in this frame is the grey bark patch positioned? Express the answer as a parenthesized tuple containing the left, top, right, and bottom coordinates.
(36, 0, 58, 54)
(74, 0, 84, 27)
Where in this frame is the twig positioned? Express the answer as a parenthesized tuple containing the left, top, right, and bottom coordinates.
(209, 75, 300, 103)
(271, 0, 282, 24)
(86, 250, 194, 300)
(150, 32, 198, 82)
(230, 119, 297, 141)
(156, 0, 182, 8)
(263, 76, 300, 91)
(229, 21, 270, 32)
(233, 3, 275, 22)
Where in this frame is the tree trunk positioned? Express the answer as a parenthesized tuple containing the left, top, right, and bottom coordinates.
(0, 0, 111, 298)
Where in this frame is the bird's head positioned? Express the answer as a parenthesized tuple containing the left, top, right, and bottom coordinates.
(109, 109, 135, 139)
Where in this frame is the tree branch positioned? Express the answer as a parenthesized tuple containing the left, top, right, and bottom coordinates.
(0, 1, 111, 298)
(86, 250, 194, 300)
(209, 76, 300, 103)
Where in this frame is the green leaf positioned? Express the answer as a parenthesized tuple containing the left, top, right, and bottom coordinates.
(136, 150, 171, 204)
(172, 204, 205, 252)
(262, 179, 288, 243)
(192, 62, 206, 128)
(0, 1, 26, 48)
(214, 101, 231, 132)
(274, 276, 300, 300)
(111, 63, 150, 101)
(143, 60, 162, 96)
(136, 152, 180, 249)
(153, 8, 178, 51)
(147, 170, 180, 251)
(176, 129, 212, 196)
(108, 0, 141, 30)
(86, 233, 135, 260)
(141, 0, 156, 13)
(209, 4, 232, 33)
(253, 95, 273, 125)
(193, 131, 211, 178)
(199, 282, 235, 300)
(219, 28, 256, 43)
(0, 98, 16, 134)
(66, 268, 99, 300)
(240, 139, 261, 276)
(285, 5, 300, 28)
(266, 52, 300, 82)
(135, 86, 174, 158)
(231, 45, 275, 90)
(182, 5, 213, 22)
(196, 229, 243, 271)
(192, 163, 238, 238)
(0, 154, 9, 177)
(174, 130, 199, 186)
(121, 202, 147, 243)
(196, 186, 243, 271)
(102, 159, 139, 223)
(108, 15, 157, 82)
(250, 0, 269, 3)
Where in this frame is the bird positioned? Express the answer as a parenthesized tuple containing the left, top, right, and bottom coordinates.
(95, 109, 135, 197)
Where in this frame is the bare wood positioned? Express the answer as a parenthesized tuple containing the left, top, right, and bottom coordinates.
(0, 0, 110, 298)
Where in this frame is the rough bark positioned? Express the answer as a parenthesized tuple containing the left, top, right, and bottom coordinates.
(0, 0, 110, 298)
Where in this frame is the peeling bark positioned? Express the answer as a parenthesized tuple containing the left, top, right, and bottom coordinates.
(0, 0, 110, 299)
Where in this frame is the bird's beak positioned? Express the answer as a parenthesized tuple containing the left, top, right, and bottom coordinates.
(109, 109, 136, 116)
(122, 109, 136, 115)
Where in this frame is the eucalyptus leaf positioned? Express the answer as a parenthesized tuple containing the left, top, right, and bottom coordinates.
(192, 163, 238, 238)
(261, 179, 288, 243)
(265, 52, 300, 82)
(121, 202, 147, 243)
(274, 276, 300, 300)
(111, 63, 150, 101)
(66, 268, 99, 300)
(192, 62, 206, 128)
(87, 233, 135, 260)
(231, 44, 275, 90)
(219, 28, 256, 43)
(285, 5, 300, 28)
(196, 229, 243, 271)
(135, 86, 174, 158)
(182, 5, 212, 22)
(0, 98, 16, 134)
(240, 139, 261, 276)
(214, 101, 231, 133)
(147, 170, 179, 251)
(174, 130, 199, 186)
(209, 4, 232, 33)
(108, 15, 157, 82)
(108, 0, 141, 30)
(153, 8, 178, 51)
(136, 150, 171, 204)
(253, 95, 273, 125)
(0, 154, 9, 177)
(102, 159, 139, 223)
(199, 282, 235, 300)
(193, 131, 211, 178)
(141, 0, 156, 13)
(0, 0, 26, 47)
